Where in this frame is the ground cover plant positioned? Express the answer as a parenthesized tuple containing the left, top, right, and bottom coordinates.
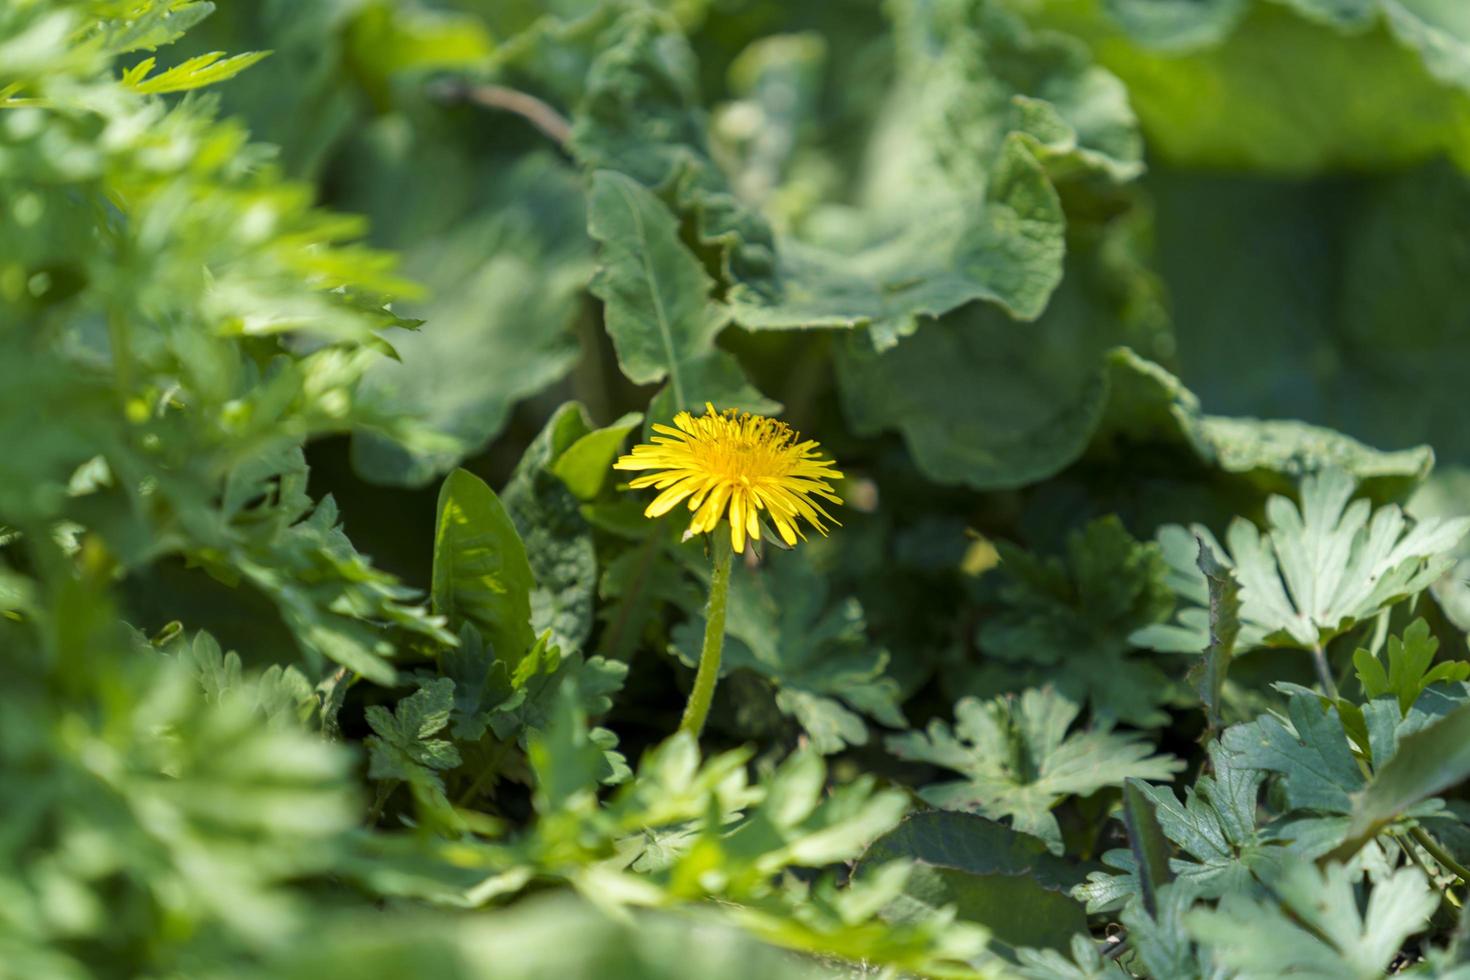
(12, 0, 1470, 977)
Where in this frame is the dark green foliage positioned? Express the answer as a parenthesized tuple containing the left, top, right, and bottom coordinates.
(13, 0, 1470, 977)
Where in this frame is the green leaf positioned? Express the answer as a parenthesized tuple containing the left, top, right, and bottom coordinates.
(1035, 3, 1470, 173)
(1353, 618, 1470, 713)
(227, 489, 453, 687)
(1136, 469, 1469, 654)
(833, 218, 1168, 492)
(122, 50, 271, 94)
(1121, 779, 1174, 916)
(1329, 698, 1470, 862)
(1016, 935, 1130, 979)
(1221, 688, 1364, 815)
(888, 687, 1182, 851)
(551, 412, 642, 501)
(883, 0, 1144, 188)
(365, 678, 461, 788)
(729, 136, 1066, 350)
(672, 549, 905, 754)
(573, 7, 1067, 352)
(858, 810, 1090, 954)
(502, 404, 600, 654)
(1192, 537, 1242, 735)
(1384, 0, 1470, 95)
(972, 515, 1177, 727)
(1079, 744, 1267, 911)
(1091, 348, 1436, 508)
(1186, 860, 1437, 979)
(1120, 883, 1210, 980)
(587, 169, 761, 412)
(1100, 0, 1251, 51)
(431, 469, 537, 674)
(350, 151, 588, 486)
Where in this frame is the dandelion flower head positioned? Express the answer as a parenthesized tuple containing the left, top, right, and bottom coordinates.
(614, 404, 843, 554)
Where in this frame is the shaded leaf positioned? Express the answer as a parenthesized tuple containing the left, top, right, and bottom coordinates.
(431, 469, 536, 675)
(888, 687, 1182, 851)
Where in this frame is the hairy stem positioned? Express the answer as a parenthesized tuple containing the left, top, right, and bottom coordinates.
(1310, 642, 1339, 700)
(1412, 825, 1470, 884)
(679, 533, 733, 738)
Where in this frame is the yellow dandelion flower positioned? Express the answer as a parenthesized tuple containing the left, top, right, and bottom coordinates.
(614, 403, 843, 554)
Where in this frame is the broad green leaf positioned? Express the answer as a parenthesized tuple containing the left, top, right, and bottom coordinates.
(587, 169, 730, 406)
(350, 148, 588, 486)
(574, 7, 1067, 352)
(1091, 348, 1436, 507)
(1131, 163, 1470, 477)
(585, 168, 773, 416)
(1100, 0, 1250, 50)
(834, 220, 1167, 491)
(882, 0, 1144, 190)
(1186, 860, 1437, 979)
(431, 469, 536, 674)
(1136, 469, 1469, 654)
(1034, 2, 1470, 173)
(729, 135, 1066, 350)
(551, 412, 642, 501)
(858, 810, 1090, 954)
(888, 687, 1182, 852)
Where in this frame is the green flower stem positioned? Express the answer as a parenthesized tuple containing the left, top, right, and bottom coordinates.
(680, 532, 734, 738)
(1412, 825, 1470, 885)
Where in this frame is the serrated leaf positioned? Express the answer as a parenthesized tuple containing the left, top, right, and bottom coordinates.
(1221, 688, 1364, 815)
(888, 687, 1182, 852)
(1080, 744, 1267, 912)
(1186, 860, 1436, 979)
(587, 169, 763, 411)
(672, 549, 904, 754)
(1192, 537, 1242, 735)
(1329, 698, 1470, 862)
(123, 50, 270, 94)
(1137, 469, 1469, 655)
(1353, 617, 1470, 713)
(502, 404, 602, 653)
(365, 678, 462, 796)
(973, 515, 1177, 727)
